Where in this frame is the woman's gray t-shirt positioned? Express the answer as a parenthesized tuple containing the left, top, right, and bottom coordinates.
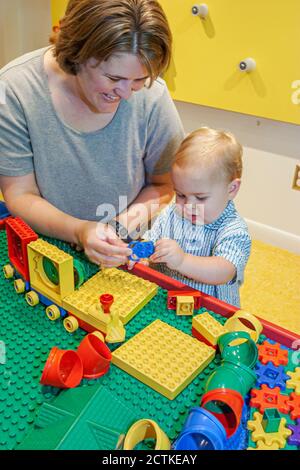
(0, 47, 184, 221)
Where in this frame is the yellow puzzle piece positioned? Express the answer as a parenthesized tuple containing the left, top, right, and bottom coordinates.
(287, 368, 300, 395)
(247, 412, 292, 448)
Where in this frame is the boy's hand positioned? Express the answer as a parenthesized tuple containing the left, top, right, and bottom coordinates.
(127, 258, 150, 270)
(150, 239, 185, 270)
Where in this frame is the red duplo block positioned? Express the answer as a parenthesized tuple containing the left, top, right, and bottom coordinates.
(192, 327, 218, 350)
(167, 290, 202, 310)
(6, 217, 38, 281)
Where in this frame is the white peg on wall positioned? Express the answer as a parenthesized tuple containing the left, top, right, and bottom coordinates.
(191, 4, 209, 19)
(238, 58, 256, 72)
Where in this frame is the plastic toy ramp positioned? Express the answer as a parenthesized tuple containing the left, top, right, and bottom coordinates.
(112, 319, 215, 400)
(17, 384, 138, 450)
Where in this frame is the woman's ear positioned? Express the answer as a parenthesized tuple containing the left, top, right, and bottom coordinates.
(228, 178, 241, 200)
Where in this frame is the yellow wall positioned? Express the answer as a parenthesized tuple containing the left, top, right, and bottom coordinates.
(51, 0, 68, 26)
(160, 0, 300, 125)
(51, 1, 300, 125)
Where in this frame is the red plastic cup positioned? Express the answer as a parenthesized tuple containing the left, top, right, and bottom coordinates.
(40, 347, 83, 388)
(77, 333, 112, 379)
(200, 388, 244, 438)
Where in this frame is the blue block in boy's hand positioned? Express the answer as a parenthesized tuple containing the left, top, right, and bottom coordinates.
(128, 240, 155, 262)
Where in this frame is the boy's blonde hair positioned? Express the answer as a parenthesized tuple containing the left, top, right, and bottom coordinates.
(174, 127, 243, 182)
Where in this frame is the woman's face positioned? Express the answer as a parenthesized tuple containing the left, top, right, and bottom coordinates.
(76, 53, 149, 113)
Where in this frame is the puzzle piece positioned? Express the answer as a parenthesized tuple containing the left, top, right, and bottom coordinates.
(250, 385, 291, 414)
(287, 392, 300, 420)
(258, 341, 288, 367)
(286, 368, 300, 395)
(255, 362, 289, 390)
(287, 419, 300, 446)
(247, 411, 291, 448)
(248, 440, 280, 450)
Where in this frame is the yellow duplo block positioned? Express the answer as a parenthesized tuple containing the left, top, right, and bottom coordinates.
(112, 319, 215, 400)
(176, 296, 194, 316)
(62, 269, 157, 334)
(192, 312, 227, 346)
(27, 239, 74, 305)
(287, 368, 300, 395)
(247, 412, 292, 449)
(105, 308, 126, 344)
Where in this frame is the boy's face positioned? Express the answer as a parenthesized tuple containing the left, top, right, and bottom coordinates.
(171, 165, 240, 225)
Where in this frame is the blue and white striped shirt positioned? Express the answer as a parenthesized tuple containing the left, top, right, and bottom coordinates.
(144, 201, 251, 307)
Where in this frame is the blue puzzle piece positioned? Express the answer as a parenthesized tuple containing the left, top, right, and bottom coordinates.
(255, 362, 289, 390)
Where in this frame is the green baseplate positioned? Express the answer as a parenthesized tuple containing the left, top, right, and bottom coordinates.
(0, 230, 298, 450)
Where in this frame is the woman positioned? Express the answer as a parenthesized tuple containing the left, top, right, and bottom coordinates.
(0, 0, 184, 267)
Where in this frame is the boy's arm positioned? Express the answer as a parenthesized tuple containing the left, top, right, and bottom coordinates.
(176, 254, 236, 285)
(152, 229, 251, 285)
(179, 229, 251, 284)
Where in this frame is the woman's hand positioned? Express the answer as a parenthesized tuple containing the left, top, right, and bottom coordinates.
(76, 221, 132, 267)
(127, 258, 150, 270)
(150, 238, 185, 270)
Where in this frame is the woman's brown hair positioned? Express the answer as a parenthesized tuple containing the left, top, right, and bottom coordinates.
(50, 0, 172, 83)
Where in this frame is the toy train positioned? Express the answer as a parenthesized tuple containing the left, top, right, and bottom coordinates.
(2, 215, 158, 338)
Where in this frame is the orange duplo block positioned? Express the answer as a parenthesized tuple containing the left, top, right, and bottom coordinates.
(40, 347, 83, 388)
(77, 333, 112, 379)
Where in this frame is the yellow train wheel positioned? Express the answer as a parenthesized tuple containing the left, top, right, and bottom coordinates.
(63, 316, 79, 333)
(3, 264, 14, 279)
(14, 278, 25, 294)
(25, 290, 39, 306)
(46, 304, 61, 321)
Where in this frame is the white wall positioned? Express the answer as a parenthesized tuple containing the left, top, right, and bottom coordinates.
(175, 101, 300, 254)
(0, 0, 51, 67)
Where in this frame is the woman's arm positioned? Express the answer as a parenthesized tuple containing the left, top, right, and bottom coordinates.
(0, 173, 131, 265)
(1, 173, 82, 242)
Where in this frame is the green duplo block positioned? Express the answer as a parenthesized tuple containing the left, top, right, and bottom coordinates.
(262, 408, 281, 433)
